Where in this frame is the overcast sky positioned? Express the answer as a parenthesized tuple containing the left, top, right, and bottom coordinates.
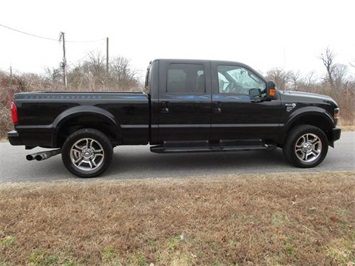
(1, 0, 354, 80)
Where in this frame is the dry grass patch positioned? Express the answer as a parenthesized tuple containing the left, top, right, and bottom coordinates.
(341, 125, 355, 131)
(1, 172, 355, 265)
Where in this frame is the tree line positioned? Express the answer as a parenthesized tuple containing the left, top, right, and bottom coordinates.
(45, 52, 142, 92)
(264, 48, 354, 124)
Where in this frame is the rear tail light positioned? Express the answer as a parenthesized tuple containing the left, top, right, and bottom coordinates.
(11, 102, 18, 124)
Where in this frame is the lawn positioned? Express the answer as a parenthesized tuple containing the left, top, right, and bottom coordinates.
(1, 172, 354, 265)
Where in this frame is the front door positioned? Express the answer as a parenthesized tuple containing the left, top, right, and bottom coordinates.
(211, 62, 283, 141)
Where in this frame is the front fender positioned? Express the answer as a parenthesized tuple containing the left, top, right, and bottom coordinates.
(280, 106, 335, 144)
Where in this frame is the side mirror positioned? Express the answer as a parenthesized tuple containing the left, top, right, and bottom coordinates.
(249, 88, 261, 98)
(266, 81, 277, 100)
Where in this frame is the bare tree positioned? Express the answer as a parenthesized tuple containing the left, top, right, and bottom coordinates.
(265, 68, 290, 91)
(299, 70, 318, 90)
(83, 52, 107, 89)
(68, 65, 85, 90)
(333, 64, 348, 88)
(109, 57, 140, 91)
(44, 67, 63, 84)
(288, 70, 301, 91)
(66, 53, 141, 91)
(320, 47, 336, 87)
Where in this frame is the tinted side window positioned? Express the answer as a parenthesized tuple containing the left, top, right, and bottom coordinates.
(167, 64, 205, 94)
(218, 65, 265, 95)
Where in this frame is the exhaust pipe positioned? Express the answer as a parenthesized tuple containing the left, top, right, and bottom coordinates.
(26, 149, 61, 161)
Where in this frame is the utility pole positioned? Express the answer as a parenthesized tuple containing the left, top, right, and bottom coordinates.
(106, 37, 109, 74)
(59, 32, 68, 86)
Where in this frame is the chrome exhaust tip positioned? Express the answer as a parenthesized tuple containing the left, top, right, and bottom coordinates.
(26, 149, 61, 162)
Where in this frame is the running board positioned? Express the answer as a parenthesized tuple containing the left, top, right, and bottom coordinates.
(150, 140, 277, 154)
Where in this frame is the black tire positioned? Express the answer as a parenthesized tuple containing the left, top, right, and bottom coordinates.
(283, 125, 329, 168)
(62, 128, 113, 178)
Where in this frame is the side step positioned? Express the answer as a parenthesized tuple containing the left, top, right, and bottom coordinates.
(150, 140, 277, 154)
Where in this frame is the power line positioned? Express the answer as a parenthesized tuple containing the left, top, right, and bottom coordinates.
(0, 23, 105, 43)
(67, 38, 106, 43)
(0, 23, 58, 41)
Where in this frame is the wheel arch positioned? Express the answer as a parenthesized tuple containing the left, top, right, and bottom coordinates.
(52, 106, 121, 147)
(280, 109, 335, 147)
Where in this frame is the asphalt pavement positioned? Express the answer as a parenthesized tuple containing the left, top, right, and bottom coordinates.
(0, 132, 354, 183)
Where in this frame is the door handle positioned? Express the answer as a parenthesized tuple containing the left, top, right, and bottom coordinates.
(214, 102, 222, 113)
(161, 101, 169, 113)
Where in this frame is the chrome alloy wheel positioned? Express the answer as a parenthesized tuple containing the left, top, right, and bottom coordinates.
(70, 138, 104, 172)
(294, 133, 322, 163)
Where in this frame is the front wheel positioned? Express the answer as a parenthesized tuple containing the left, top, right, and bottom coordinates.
(283, 125, 329, 168)
(62, 128, 113, 178)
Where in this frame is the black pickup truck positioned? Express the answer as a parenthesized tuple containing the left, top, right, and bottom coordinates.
(8, 59, 341, 177)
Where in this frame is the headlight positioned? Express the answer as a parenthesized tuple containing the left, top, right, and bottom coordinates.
(334, 108, 340, 125)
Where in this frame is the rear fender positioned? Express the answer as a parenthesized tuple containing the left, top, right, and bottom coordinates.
(52, 106, 120, 146)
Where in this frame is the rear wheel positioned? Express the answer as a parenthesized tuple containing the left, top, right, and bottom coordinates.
(283, 125, 328, 168)
(62, 128, 113, 177)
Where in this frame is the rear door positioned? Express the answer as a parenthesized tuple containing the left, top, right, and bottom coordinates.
(157, 60, 212, 142)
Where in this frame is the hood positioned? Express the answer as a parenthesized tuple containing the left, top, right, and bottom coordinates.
(280, 90, 337, 106)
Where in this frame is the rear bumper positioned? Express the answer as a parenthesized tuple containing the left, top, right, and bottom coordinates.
(8, 123, 148, 147)
(7, 128, 54, 147)
(7, 130, 23, 145)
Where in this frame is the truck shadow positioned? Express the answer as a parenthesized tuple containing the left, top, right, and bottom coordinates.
(2, 139, 344, 182)
(106, 148, 291, 179)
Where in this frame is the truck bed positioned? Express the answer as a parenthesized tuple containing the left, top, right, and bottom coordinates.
(11, 91, 150, 148)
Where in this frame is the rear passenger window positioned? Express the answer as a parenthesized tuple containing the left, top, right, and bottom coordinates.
(167, 64, 205, 94)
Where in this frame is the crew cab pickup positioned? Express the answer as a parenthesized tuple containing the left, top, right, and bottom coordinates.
(8, 59, 341, 177)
